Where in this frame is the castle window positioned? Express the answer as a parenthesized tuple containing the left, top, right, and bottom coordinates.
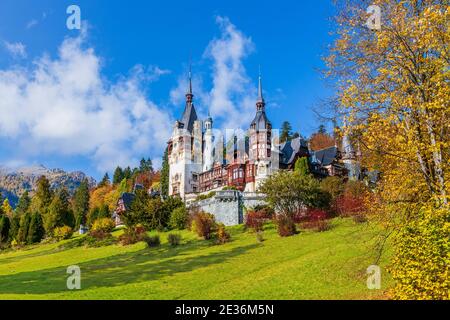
(233, 168, 238, 179)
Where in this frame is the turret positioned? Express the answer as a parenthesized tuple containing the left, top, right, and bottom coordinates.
(203, 111, 214, 171)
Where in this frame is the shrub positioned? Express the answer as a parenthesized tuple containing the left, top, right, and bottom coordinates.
(87, 204, 110, 227)
(10, 239, 19, 248)
(320, 176, 345, 200)
(259, 170, 329, 217)
(167, 233, 182, 246)
(79, 231, 116, 248)
(303, 219, 331, 232)
(352, 214, 367, 223)
(307, 208, 328, 221)
(390, 205, 449, 300)
(344, 180, 369, 198)
(144, 235, 161, 247)
(195, 191, 216, 201)
(275, 215, 297, 237)
(134, 223, 147, 235)
(186, 206, 201, 231)
(91, 218, 115, 233)
(169, 206, 188, 230)
(191, 211, 217, 240)
(335, 194, 366, 216)
(294, 157, 310, 175)
(292, 208, 308, 223)
(118, 225, 147, 246)
(222, 186, 238, 191)
(215, 223, 231, 244)
(53, 226, 73, 241)
(256, 231, 264, 243)
(123, 190, 175, 231)
(252, 204, 275, 218)
(88, 229, 110, 241)
(300, 208, 331, 232)
(117, 232, 136, 246)
(245, 210, 266, 232)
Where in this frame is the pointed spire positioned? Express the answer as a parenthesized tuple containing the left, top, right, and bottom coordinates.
(257, 65, 264, 103)
(188, 62, 193, 95)
(256, 66, 265, 112)
(185, 61, 193, 103)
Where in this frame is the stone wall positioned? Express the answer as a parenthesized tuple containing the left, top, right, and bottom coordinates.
(188, 190, 266, 226)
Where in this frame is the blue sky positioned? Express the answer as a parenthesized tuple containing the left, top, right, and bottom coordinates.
(0, 0, 337, 180)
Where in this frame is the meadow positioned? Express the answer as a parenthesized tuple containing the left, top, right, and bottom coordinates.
(0, 218, 392, 300)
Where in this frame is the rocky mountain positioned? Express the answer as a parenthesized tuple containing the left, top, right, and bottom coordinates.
(0, 165, 96, 207)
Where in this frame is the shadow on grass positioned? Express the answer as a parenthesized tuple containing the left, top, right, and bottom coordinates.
(0, 246, 70, 265)
(0, 241, 259, 295)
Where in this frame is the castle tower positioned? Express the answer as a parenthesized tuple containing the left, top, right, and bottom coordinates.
(342, 132, 361, 180)
(168, 67, 203, 199)
(203, 111, 215, 171)
(247, 72, 273, 192)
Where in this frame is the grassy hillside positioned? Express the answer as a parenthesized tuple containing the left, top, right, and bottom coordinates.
(0, 218, 393, 300)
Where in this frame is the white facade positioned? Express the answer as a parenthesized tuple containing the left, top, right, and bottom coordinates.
(168, 72, 277, 200)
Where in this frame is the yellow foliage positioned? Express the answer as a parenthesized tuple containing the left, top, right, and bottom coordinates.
(327, 0, 449, 299)
(389, 205, 450, 300)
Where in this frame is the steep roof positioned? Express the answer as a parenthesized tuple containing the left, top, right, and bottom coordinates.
(310, 146, 338, 166)
(250, 111, 271, 131)
(179, 68, 198, 132)
(119, 192, 135, 210)
(179, 103, 198, 132)
(279, 137, 308, 164)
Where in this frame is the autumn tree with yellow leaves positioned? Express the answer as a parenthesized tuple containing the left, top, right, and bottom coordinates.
(326, 0, 449, 299)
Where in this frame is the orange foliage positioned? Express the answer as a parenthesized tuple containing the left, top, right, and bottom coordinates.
(309, 133, 335, 151)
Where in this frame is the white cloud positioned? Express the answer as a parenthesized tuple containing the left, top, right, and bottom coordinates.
(26, 19, 38, 29)
(169, 16, 257, 131)
(4, 41, 27, 59)
(0, 35, 172, 172)
(204, 16, 256, 130)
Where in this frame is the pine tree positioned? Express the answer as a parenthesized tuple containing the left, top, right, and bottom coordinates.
(318, 124, 327, 134)
(87, 207, 100, 227)
(73, 179, 90, 229)
(17, 211, 31, 244)
(45, 188, 74, 235)
(15, 191, 31, 216)
(33, 176, 53, 215)
(8, 213, 21, 242)
(160, 147, 169, 199)
(113, 167, 124, 185)
(98, 204, 110, 219)
(1, 199, 13, 217)
(27, 212, 44, 244)
(280, 121, 293, 143)
(294, 157, 310, 176)
(139, 158, 153, 173)
(0, 214, 10, 244)
(123, 166, 132, 180)
(98, 173, 111, 188)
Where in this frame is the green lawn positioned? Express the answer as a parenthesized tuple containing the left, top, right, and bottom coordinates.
(0, 218, 393, 299)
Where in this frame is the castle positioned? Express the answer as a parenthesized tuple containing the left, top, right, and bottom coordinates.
(167, 70, 360, 201)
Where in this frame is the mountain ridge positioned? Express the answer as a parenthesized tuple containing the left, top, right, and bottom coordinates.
(0, 164, 96, 208)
